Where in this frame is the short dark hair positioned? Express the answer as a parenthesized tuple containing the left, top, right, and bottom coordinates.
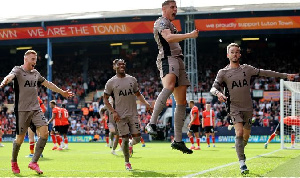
(162, 0, 176, 7)
(113, 59, 126, 70)
(62, 104, 66, 108)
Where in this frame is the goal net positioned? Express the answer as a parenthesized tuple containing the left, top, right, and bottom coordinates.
(280, 80, 300, 149)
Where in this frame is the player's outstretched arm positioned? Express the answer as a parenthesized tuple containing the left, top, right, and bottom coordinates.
(161, 29, 198, 43)
(41, 80, 74, 98)
(0, 73, 15, 88)
(258, 68, 297, 80)
(135, 91, 153, 113)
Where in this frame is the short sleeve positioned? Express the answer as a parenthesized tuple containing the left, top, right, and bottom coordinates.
(246, 65, 260, 76)
(133, 77, 139, 93)
(9, 67, 19, 78)
(104, 79, 113, 96)
(52, 107, 58, 114)
(37, 71, 46, 83)
(155, 18, 170, 33)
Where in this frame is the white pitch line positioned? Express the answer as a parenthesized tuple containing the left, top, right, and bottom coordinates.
(184, 149, 282, 178)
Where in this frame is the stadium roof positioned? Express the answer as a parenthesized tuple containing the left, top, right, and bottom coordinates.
(0, 0, 300, 23)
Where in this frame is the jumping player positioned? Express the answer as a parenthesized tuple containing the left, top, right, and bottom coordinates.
(146, 0, 199, 154)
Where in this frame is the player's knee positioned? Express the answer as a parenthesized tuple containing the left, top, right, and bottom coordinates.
(243, 124, 251, 130)
(133, 137, 141, 145)
(15, 135, 25, 144)
(235, 130, 243, 137)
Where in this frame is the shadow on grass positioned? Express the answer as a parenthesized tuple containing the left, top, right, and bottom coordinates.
(38, 157, 54, 162)
(13, 172, 47, 177)
(260, 155, 284, 159)
(130, 169, 176, 177)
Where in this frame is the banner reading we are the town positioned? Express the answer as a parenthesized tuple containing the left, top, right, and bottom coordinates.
(0, 20, 181, 40)
(195, 16, 300, 31)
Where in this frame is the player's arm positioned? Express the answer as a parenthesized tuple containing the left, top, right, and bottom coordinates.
(99, 106, 107, 118)
(249, 65, 297, 81)
(161, 29, 198, 43)
(103, 93, 121, 122)
(103, 93, 115, 113)
(210, 70, 227, 103)
(38, 98, 47, 113)
(47, 113, 56, 125)
(41, 80, 74, 98)
(189, 113, 197, 127)
(40, 103, 46, 113)
(135, 91, 153, 113)
(0, 73, 15, 88)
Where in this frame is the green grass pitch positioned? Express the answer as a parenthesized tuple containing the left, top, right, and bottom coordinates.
(0, 141, 299, 177)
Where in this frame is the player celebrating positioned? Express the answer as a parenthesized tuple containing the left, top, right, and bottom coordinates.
(103, 59, 152, 171)
(27, 96, 46, 158)
(146, 0, 198, 154)
(0, 50, 73, 174)
(210, 43, 296, 175)
(202, 103, 216, 148)
(187, 100, 201, 150)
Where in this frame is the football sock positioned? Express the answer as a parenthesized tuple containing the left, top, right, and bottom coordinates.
(106, 137, 109, 144)
(189, 136, 194, 144)
(32, 138, 47, 162)
(291, 133, 295, 145)
(150, 88, 172, 124)
(243, 139, 248, 147)
(267, 133, 276, 143)
(51, 133, 56, 145)
(206, 137, 210, 145)
(113, 136, 118, 150)
(174, 105, 186, 142)
(212, 136, 215, 144)
(118, 138, 122, 146)
(12, 140, 21, 162)
(239, 160, 246, 167)
(109, 132, 114, 143)
(140, 137, 145, 144)
(64, 136, 68, 144)
(196, 138, 200, 147)
(30, 141, 35, 154)
(122, 137, 130, 162)
(55, 134, 61, 146)
(0, 137, 2, 143)
(235, 136, 245, 161)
